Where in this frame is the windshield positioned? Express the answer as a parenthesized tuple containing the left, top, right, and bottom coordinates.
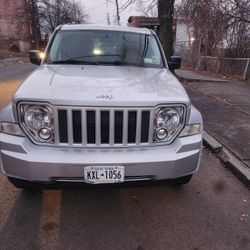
(46, 30, 164, 68)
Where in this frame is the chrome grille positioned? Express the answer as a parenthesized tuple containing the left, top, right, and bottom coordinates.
(54, 107, 154, 147)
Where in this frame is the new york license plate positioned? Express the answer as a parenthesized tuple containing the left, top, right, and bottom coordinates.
(84, 166, 125, 184)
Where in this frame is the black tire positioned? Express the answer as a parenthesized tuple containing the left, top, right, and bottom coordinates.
(170, 174, 193, 186)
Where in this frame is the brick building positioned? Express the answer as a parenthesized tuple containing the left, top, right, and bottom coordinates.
(0, 0, 32, 52)
(127, 16, 178, 40)
(128, 16, 193, 52)
(127, 16, 160, 32)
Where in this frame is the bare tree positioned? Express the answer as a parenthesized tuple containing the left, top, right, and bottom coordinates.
(180, 0, 250, 58)
(106, 0, 137, 25)
(219, 0, 250, 57)
(179, 0, 230, 57)
(218, 0, 250, 24)
(6, 0, 88, 51)
(38, 0, 88, 33)
(136, 0, 158, 17)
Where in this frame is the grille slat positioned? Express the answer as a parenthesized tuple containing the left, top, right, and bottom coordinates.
(67, 109, 73, 145)
(136, 110, 142, 145)
(81, 109, 87, 145)
(109, 110, 115, 145)
(148, 110, 154, 144)
(95, 110, 101, 146)
(57, 108, 152, 147)
(122, 110, 128, 145)
(54, 109, 60, 144)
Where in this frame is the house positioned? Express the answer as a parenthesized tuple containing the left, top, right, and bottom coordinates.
(127, 16, 194, 54)
(127, 16, 160, 33)
(0, 0, 32, 52)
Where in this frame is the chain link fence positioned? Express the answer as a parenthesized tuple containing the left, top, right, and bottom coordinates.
(174, 40, 200, 69)
(198, 56, 250, 80)
(174, 41, 250, 80)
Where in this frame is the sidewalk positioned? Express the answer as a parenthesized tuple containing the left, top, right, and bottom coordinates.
(176, 69, 250, 185)
(176, 69, 234, 83)
(0, 57, 28, 68)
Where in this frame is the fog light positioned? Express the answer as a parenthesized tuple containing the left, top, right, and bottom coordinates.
(156, 128, 168, 140)
(38, 128, 51, 140)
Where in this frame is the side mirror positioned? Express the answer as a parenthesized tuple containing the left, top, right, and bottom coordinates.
(168, 56, 181, 70)
(29, 50, 42, 65)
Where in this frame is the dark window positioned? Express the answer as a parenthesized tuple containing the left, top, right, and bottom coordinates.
(87, 111, 96, 144)
(115, 111, 123, 143)
(72, 110, 82, 143)
(101, 111, 109, 144)
(128, 111, 137, 143)
(58, 110, 68, 143)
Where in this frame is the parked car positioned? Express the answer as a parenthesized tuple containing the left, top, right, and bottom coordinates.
(0, 25, 202, 189)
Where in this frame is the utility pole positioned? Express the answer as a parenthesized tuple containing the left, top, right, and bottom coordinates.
(106, 0, 111, 25)
(107, 12, 111, 25)
(115, 0, 120, 26)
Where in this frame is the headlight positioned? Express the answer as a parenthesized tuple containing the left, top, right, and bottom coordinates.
(154, 107, 184, 142)
(24, 106, 52, 130)
(19, 104, 54, 143)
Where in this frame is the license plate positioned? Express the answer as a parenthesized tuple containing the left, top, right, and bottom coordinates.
(84, 166, 125, 184)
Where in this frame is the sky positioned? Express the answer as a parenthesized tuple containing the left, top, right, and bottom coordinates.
(81, 0, 150, 26)
(81, 0, 182, 26)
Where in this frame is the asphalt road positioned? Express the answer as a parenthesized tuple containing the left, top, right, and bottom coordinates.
(0, 63, 249, 250)
(0, 61, 37, 110)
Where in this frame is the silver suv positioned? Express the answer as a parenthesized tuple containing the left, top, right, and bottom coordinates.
(0, 25, 202, 188)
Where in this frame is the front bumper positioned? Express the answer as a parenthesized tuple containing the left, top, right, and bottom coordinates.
(0, 133, 202, 183)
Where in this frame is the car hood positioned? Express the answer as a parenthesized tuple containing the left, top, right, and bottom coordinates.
(14, 65, 190, 107)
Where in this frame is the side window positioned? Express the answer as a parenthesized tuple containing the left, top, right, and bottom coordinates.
(49, 32, 63, 61)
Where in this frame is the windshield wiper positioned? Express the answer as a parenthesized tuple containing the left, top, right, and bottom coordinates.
(73, 54, 124, 59)
(50, 54, 125, 65)
(50, 59, 98, 65)
(95, 60, 126, 65)
(140, 34, 149, 65)
(50, 59, 126, 66)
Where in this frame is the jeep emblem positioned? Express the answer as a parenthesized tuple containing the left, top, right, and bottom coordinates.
(96, 94, 114, 100)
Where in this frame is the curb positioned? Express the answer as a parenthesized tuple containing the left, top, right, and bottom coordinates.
(203, 130, 250, 187)
(177, 75, 233, 84)
(0, 57, 28, 67)
(0, 57, 27, 62)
